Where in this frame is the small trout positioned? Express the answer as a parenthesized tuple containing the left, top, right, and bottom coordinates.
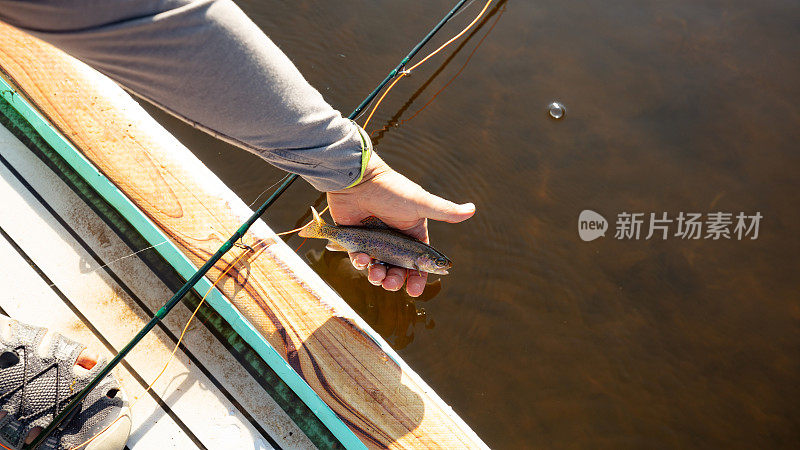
(297, 207, 452, 275)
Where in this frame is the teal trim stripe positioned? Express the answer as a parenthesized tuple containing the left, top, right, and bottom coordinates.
(0, 79, 365, 449)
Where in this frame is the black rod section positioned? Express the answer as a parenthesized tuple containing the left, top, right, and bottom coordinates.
(348, 0, 470, 120)
(27, 174, 295, 449)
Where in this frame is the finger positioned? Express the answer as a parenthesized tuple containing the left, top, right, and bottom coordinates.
(415, 192, 476, 223)
(368, 262, 387, 285)
(382, 267, 406, 291)
(349, 252, 371, 270)
(406, 270, 428, 297)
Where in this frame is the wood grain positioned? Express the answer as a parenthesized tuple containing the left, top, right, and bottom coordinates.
(0, 23, 486, 449)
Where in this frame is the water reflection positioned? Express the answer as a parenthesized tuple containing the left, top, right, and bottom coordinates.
(304, 249, 439, 350)
(370, 0, 507, 145)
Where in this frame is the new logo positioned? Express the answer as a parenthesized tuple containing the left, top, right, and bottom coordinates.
(578, 210, 608, 241)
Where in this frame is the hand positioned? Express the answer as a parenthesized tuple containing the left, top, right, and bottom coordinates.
(327, 154, 475, 297)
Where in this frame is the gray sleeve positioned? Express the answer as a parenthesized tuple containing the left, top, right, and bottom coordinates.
(0, 0, 372, 192)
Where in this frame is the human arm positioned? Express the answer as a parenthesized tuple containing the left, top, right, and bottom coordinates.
(0, 0, 475, 296)
(0, 0, 364, 191)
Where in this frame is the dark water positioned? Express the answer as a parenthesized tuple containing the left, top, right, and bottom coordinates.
(140, 0, 800, 447)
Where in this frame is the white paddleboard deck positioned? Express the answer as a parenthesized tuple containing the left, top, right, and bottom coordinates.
(0, 116, 313, 449)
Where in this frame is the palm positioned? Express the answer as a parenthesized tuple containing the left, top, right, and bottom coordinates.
(327, 170, 430, 243)
(325, 155, 474, 297)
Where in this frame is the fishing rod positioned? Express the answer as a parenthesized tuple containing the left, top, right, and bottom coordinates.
(28, 0, 472, 447)
(371, 0, 506, 145)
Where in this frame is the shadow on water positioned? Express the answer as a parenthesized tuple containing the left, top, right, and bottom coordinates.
(305, 248, 439, 350)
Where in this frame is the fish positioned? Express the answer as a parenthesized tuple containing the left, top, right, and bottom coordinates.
(297, 207, 453, 275)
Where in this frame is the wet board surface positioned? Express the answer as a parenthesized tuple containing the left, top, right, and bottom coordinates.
(0, 23, 486, 449)
(0, 117, 313, 449)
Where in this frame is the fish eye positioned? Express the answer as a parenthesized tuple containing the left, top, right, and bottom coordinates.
(435, 257, 449, 267)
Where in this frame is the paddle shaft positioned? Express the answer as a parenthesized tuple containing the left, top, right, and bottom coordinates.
(28, 0, 470, 447)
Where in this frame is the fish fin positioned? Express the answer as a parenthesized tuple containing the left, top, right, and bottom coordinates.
(360, 216, 391, 229)
(298, 207, 326, 238)
(311, 206, 327, 226)
(325, 241, 347, 252)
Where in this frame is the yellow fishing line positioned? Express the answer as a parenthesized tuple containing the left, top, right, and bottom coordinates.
(70, 247, 255, 450)
(362, 0, 493, 129)
(275, 204, 329, 236)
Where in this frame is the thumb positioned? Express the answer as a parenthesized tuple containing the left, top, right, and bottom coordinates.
(416, 191, 476, 223)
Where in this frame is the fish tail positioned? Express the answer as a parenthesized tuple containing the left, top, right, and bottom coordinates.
(298, 206, 328, 238)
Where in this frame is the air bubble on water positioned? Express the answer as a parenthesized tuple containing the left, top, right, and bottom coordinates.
(548, 102, 565, 120)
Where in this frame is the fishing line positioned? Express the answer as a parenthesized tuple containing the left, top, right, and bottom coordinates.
(275, 205, 329, 237)
(248, 173, 293, 208)
(42, 241, 172, 288)
(41, 175, 290, 289)
(28, 1, 478, 447)
(399, 2, 505, 126)
(348, 0, 475, 124)
(370, 0, 507, 144)
(361, 0, 493, 130)
(450, 0, 479, 20)
(68, 247, 256, 450)
(27, 173, 295, 449)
